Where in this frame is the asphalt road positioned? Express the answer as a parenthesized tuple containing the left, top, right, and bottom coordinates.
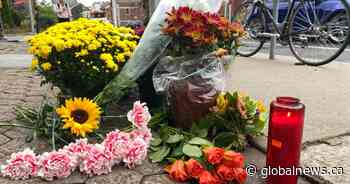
(250, 42, 350, 63)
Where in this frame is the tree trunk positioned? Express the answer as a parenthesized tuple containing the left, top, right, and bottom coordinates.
(142, 0, 150, 25)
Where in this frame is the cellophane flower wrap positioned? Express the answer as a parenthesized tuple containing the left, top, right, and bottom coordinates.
(153, 53, 226, 128)
(94, 0, 225, 105)
(28, 18, 139, 98)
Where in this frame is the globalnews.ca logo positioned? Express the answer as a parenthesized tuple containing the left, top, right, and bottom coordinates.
(246, 164, 344, 178)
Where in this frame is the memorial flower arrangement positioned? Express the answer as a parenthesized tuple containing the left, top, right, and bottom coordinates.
(162, 7, 244, 56)
(0, 2, 264, 183)
(28, 18, 139, 98)
(0, 101, 152, 180)
(165, 147, 247, 184)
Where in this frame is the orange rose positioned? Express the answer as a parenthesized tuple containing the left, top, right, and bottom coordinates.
(199, 170, 222, 184)
(203, 147, 225, 165)
(185, 159, 205, 179)
(165, 160, 189, 182)
(216, 164, 237, 181)
(234, 168, 248, 184)
(222, 151, 245, 168)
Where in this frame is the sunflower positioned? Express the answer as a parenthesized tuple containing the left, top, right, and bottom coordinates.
(56, 98, 102, 137)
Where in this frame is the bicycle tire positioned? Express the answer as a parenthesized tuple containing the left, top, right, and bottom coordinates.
(236, 1, 267, 57)
(288, 0, 350, 66)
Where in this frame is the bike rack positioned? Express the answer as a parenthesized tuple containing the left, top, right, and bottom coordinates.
(270, 0, 279, 60)
(224, 0, 280, 60)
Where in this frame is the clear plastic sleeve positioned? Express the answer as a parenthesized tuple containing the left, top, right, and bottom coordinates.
(95, 0, 224, 105)
(153, 53, 227, 128)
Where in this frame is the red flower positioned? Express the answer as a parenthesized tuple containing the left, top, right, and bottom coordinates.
(165, 160, 190, 182)
(222, 151, 245, 168)
(203, 147, 225, 165)
(216, 164, 237, 181)
(177, 7, 195, 24)
(204, 12, 221, 27)
(199, 170, 223, 184)
(234, 168, 248, 184)
(185, 159, 205, 179)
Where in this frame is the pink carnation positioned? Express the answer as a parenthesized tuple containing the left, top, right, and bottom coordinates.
(123, 138, 148, 169)
(102, 130, 130, 164)
(1, 148, 38, 180)
(127, 101, 151, 129)
(38, 150, 76, 181)
(80, 144, 113, 176)
(130, 128, 152, 145)
(62, 139, 91, 161)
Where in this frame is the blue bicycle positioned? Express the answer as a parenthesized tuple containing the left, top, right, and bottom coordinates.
(235, 0, 350, 66)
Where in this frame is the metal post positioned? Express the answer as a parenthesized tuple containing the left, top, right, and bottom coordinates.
(116, 3, 120, 26)
(28, 0, 36, 33)
(269, 0, 279, 60)
(0, 2, 4, 39)
(111, 0, 117, 26)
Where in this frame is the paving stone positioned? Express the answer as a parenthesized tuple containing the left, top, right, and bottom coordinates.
(0, 112, 16, 122)
(302, 135, 350, 184)
(0, 134, 11, 145)
(141, 174, 180, 184)
(86, 167, 144, 184)
(135, 160, 164, 175)
(0, 178, 47, 184)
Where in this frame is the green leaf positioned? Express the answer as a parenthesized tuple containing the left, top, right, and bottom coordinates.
(171, 144, 184, 157)
(191, 123, 208, 138)
(183, 144, 202, 158)
(213, 132, 237, 148)
(166, 134, 184, 144)
(151, 138, 162, 146)
(149, 145, 171, 163)
(188, 137, 214, 147)
(159, 126, 170, 141)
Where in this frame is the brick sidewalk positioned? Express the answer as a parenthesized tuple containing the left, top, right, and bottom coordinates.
(0, 41, 28, 55)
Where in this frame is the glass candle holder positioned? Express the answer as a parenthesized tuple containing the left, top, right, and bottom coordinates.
(266, 97, 305, 184)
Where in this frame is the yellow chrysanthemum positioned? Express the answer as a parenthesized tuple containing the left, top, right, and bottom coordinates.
(41, 62, 52, 71)
(31, 59, 38, 71)
(216, 92, 229, 113)
(56, 98, 102, 137)
(257, 100, 267, 113)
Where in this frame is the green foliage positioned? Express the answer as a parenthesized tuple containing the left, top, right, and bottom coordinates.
(1, 0, 14, 28)
(37, 1, 58, 30)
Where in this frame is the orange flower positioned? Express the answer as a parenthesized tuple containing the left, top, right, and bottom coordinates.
(165, 160, 190, 182)
(199, 171, 223, 184)
(185, 159, 205, 179)
(177, 7, 195, 24)
(203, 147, 225, 165)
(222, 151, 245, 168)
(204, 12, 221, 27)
(236, 97, 248, 119)
(216, 164, 237, 181)
(234, 168, 248, 184)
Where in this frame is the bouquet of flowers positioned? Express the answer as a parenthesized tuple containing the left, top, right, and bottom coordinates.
(162, 7, 244, 56)
(28, 18, 139, 98)
(1, 101, 152, 181)
(165, 146, 247, 184)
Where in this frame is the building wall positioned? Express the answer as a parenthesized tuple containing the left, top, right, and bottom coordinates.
(117, 1, 144, 26)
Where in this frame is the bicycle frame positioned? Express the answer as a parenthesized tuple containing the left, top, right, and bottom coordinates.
(251, 0, 302, 38)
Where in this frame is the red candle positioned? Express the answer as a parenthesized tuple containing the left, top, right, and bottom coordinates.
(266, 97, 305, 184)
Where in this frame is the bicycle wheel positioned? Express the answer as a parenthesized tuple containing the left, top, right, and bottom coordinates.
(288, 0, 350, 66)
(235, 1, 267, 57)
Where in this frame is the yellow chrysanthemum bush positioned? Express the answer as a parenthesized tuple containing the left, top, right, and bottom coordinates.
(28, 18, 139, 98)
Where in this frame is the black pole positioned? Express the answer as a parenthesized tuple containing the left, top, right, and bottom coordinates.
(33, 0, 39, 33)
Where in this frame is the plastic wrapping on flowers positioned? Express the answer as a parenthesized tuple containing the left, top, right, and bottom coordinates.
(94, 0, 225, 106)
(153, 53, 227, 129)
(28, 18, 139, 98)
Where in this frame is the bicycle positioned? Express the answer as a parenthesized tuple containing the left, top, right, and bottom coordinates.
(235, 0, 350, 66)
